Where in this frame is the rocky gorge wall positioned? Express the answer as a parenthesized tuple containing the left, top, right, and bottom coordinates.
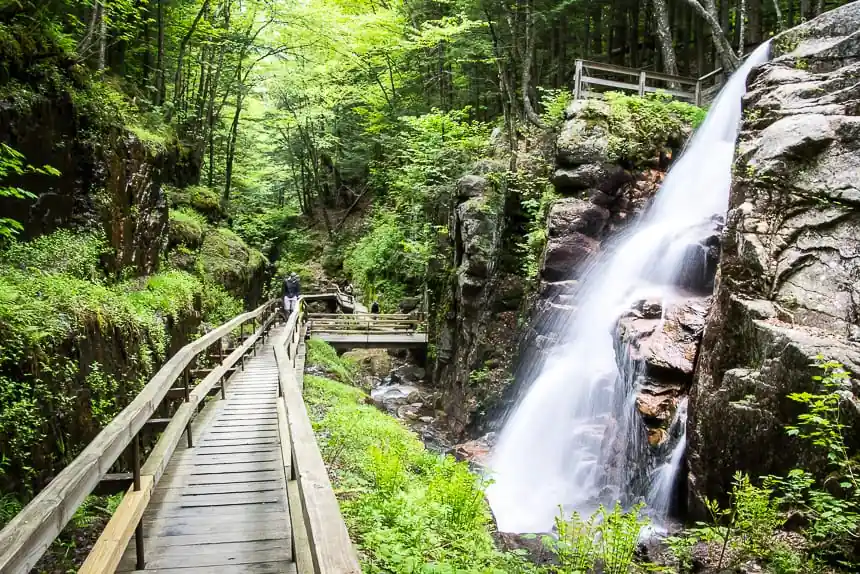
(687, 3, 860, 511)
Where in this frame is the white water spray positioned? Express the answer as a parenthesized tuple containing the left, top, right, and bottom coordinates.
(487, 44, 771, 534)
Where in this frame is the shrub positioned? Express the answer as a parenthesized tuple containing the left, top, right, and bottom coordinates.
(303, 340, 536, 573)
(588, 92, 705, 165)
(1, 229, 107, 280)
(306, 338, 358, 384)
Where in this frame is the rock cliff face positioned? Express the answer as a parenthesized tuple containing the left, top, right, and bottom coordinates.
(688, 3, 860, 512)
(434, 167, 527, 434)
(0, 86, 200, 277)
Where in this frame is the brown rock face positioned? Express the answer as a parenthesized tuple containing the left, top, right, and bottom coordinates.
(615, 297, 710, 381)
(688, 3, 860, 515)
(614, 297, 710, 448)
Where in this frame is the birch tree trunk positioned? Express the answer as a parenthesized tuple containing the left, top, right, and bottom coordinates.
(97, 1, 106, 73)
(652, 0, 680, 76)
(737, 0, 746, 56)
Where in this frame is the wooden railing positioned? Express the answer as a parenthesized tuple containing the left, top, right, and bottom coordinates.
(572, 59, 726, 106)
(307, 313, 427, 334)
(0, 299, 280, 573)
(273, 300, 362, 573)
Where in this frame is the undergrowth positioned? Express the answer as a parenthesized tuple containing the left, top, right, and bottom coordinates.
(0, 229, 242, 501)
(304, 340, 541, 574)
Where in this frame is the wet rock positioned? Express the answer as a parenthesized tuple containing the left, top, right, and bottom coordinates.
(689, 2, 860, 516)
(615, 297, 711, 381)
(636, 391, 680, 425)
(495, 532, 557, 566)
(546, 198, 610, 239)
(371, 384, 422, 413)
(453, 432, 496, 465)
(675, 218, 723, 294)
(343, 349, 392, 377)
(541, 232, 600, 282)
(394, 365, 426, 383)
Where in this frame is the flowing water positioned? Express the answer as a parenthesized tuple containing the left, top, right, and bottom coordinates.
(486, 44, 771, 534)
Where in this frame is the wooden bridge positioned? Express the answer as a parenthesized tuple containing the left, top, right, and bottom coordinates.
(0, 296, 373, 574)
(307, 313, 428, 350)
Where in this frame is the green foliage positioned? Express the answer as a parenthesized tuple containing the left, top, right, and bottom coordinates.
(0, 143, 60, 241)
(1, 229, 107, 281)
(769, 359, 860, 564)
(307, 337, 358, 384)
(544, 503, 648, 574)
(538, 88, 572, 129)
(672, 359, 859, 572)
(597, 92, 705, 164)
(303, 346, 537, 573)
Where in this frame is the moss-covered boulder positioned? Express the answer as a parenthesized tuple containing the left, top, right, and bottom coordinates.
(198, 228, 267, 305)
(168, 208, 206, 249)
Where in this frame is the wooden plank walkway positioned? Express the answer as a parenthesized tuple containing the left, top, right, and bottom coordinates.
(118, 327, 296, 574)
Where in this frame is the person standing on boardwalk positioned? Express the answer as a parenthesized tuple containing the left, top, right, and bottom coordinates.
(283, 272, 300, 318)
(371, 301, 380, 314)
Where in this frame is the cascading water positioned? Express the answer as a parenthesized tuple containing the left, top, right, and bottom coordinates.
(486, 43, 771, 534)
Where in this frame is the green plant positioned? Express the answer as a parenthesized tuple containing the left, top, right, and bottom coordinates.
(543, 507, 597, 573)
(302, 345, 538, 573)
(538, 88, 572, 128)
(307, 338, 358, 384)
(598, 502, 649, 574)
(0, 143, 60, 241)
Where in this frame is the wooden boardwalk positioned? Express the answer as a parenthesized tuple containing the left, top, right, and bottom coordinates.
(118, 327, 296, 574)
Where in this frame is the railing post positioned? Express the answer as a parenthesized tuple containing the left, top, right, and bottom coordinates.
(573, 59, 583, 99)
(239, 321, 246, 371)
(638, 70, 646, 96)
(218, 337, 226, 399)
(252, 316, 257, 357)
(695, 80, 702, 106)
(183, 366, 193, 448)
(132, 432, 145, 570)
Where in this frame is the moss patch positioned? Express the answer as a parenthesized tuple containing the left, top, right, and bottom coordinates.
(168, 208, 206, 249)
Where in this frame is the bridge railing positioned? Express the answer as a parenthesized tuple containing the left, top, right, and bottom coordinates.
(273, 300, 362, 573)
(572, 59, 725, 106)
(0, 299, 280, 573)
(306, 312, 427, 334)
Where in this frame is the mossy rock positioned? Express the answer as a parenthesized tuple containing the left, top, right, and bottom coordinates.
(165, 185, 224, 221)
(198, 227, 267, 296)
(168, 208, 206, 249)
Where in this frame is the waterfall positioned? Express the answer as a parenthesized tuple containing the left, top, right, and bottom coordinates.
(486, 43, 771, 534)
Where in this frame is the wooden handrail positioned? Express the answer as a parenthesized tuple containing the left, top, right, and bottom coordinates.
(0, 299, 279, 573)
(274, 299, 362, 574)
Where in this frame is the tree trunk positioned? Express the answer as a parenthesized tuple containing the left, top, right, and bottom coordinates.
(652, 0, 679, 75)
(173, 0, 211, 112)
(773, 0, 785, 31)
(155, 0, 166, 105)
(682, 0, 740, 71)
(737, 0, 746, 56)
(747, 0, 760, 46)
(222, 92, 244, 207)
(97, 1, 106, 73)
(800, 0, 809, 21)
(521, 0, 544, 128)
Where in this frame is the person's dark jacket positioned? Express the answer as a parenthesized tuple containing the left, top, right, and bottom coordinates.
(371, 301, 380, 314)
(284, 276, 300, 298)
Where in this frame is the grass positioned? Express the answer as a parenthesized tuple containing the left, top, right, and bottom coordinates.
(303, 340, 542, 574)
